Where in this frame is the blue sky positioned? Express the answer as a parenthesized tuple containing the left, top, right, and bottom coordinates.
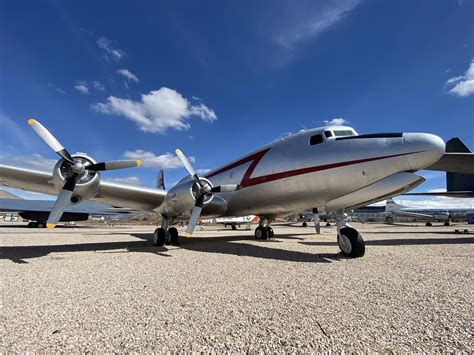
(0, 0, 473, 207)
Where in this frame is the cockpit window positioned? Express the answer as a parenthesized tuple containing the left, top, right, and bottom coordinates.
(309, 134, 323, 145)
(333, 130, 354, 137)
(324, 131, 333, 138)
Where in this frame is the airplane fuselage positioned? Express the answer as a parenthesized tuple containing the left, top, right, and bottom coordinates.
(164, 126, 445, 218)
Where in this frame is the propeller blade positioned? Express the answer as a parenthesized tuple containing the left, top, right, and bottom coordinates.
(175, 149, 202, 187)
(86, 160, 142, 171)
(211, 184, 240, 193)
(28, 119, 74, 164)
(46, 173, 78, 228)
(183, 194, 205, 238)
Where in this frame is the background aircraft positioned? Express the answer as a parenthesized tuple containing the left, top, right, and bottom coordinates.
(1, 119, 472, 257)
(384, 198, 474, 226)
(0, 189, 137, 228)
(215, 215, 259, 230)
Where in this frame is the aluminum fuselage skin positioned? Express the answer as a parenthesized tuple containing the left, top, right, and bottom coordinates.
(164, 126, 445, 218)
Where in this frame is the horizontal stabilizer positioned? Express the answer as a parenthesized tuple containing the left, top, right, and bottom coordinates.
(426, 153, 474, 174)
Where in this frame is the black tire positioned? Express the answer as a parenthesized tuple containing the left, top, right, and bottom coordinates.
(326, 222, 331, 227)
(443, 221, 450, 226)
(337, 227, 365, 258)
(231, 224, 237, 230)
(426, 222, 432, 227)
(153, 228, 166, 247)
(255, 226, 268, 240)
(37, 222, 45, 228)
(302, 222, 307, 227)
(27, 222, 35, 228)
(265, 226, 274, 239)
(169, 227, 179, 245)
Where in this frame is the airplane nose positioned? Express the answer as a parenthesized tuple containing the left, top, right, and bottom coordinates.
(403, 133, 445, 170)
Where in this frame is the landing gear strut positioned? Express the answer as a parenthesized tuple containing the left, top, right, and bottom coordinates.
(335, 211, 365, 258)
(255, 217, 274, 239)
(153, 218, 180, 247)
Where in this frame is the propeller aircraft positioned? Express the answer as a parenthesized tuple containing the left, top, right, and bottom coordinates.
(1, 119, 472, 257)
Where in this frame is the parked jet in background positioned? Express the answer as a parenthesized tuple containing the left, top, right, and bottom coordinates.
(384, 198, 474, 226)
(1, 119, 472, 257)
(215, 215, 259, 230)
(0, 189, 136, 228)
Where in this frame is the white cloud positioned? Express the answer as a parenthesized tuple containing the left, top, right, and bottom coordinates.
(0, 153, 56, 172)
(196, 168, 211, 174)
(92, 87, 217, 134)
(93, 81, 106, 92)
(103, 176, 141, 185)
(117, 69, 139, 83)
(123, 150, 195, 169)
(74, 81, 89, 95)
(97, 37, 126, 62)
(324, 118, 348, 126)
(273, 0, 361, 50)
(446, 60, 474, 97)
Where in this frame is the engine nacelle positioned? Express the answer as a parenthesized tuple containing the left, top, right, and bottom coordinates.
(52, 153, 101, 202)
(159, 176, 227, 217)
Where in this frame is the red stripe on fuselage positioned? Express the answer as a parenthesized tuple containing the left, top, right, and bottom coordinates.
(205, 149, 425, 189)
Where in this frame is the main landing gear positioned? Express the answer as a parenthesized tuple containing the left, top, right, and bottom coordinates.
(255, 218, 274, 240)
(335, 211, 365, 258)
(153, 218, 179, 247)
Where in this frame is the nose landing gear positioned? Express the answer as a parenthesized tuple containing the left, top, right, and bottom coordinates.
(336, 212, 365, 258)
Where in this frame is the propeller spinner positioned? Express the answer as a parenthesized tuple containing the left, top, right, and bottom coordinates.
(28, 118, 141, 228)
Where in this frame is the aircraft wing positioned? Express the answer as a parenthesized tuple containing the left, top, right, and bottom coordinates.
(0, 164, 166, 211)
(426, 153, 474, 174)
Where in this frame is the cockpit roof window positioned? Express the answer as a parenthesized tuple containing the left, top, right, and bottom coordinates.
(333, 130, 354, 137)
(309, 134, 323, 145)
(324, 131, 333, 138)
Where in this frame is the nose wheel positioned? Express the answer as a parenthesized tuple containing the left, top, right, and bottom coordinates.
(255, 218, 274, 239)
(336, 211, 365, 258)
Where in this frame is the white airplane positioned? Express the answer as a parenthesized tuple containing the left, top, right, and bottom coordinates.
(1, 119, 472, 258)
(385, 198, 474, 226)
(215, 215, 259, 230)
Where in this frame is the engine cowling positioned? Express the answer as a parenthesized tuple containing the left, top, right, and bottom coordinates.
(159, 176, 227, 217)
(52, 153, 100, 202)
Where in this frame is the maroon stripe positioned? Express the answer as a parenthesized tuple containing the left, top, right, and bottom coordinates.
(206, 148, 425, 189)
(241, 151, 424, 188)
(205, 148, 270, 179)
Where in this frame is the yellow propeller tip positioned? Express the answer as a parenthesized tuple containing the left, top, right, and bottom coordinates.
(183, 232, 193, 238)
(27, 118, 36, 125)
(46, 223, 56, 229)
(136, 160, 142, 167)
(175, 149, 182, 155)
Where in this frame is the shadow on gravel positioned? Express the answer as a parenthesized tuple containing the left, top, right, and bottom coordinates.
(129, 233, 344, 263)
(300, 237, 474, 247)
(0, 232, 344, 264)
(0, 233, 171, 264)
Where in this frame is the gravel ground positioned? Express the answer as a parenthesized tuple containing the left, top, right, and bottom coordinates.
(1, 222, 473, 352)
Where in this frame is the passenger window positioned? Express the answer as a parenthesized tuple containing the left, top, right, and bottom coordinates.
(309, 134, 323, 145)
(324, 131, 333, 138)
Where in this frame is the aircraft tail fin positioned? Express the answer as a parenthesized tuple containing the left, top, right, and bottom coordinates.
(385, 198, 402, 212)
(157, 170, 165, 190)
(446, 138, 474, 192)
